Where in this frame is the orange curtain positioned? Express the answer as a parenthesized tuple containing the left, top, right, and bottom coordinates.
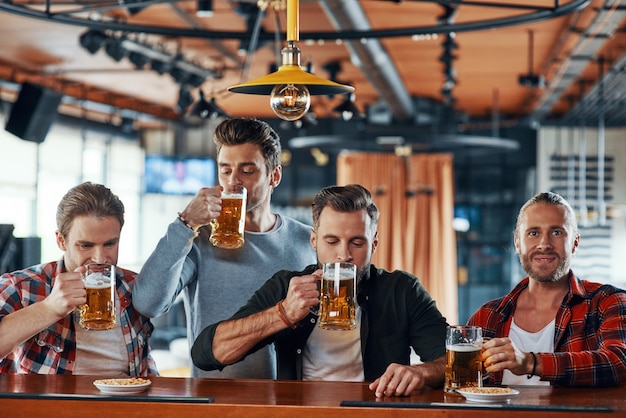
(337, 151, 458, 324)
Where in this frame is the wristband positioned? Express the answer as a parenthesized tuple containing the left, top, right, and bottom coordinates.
(527, 352, 537, 379)
(177, 212, 194, 230)
(276, 300, 297, 329)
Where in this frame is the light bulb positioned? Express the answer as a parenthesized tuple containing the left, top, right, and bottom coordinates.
(270, 84, 310, 121)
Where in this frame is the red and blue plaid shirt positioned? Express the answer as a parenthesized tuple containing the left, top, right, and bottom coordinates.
(468, 271, 626, 387)
(0, 259, 158, 375)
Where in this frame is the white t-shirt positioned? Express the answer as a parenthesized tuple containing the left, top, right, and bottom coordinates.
(302, 307, 364, 381)
(502, 317, 554, 385)
(73, 293, 129, 376)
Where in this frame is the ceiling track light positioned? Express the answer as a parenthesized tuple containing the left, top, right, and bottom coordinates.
(196, 0, 213, 17)
(437, 4, 459, 25)
(186, 90, 230, 121)
(176, 85, 194, 114)
(438, 51, 456, 65)
(443, 35, 458, 50)
(170, 65, 190, 84)
(104, 36, 128, 62)
(518, 30, 546, 88)
(323, 61, 341, 82)
(119, 116, 136, 133)
(119, 0, 147, 15)
(206, 97, 229, 119)
(439, 32, 458, 106)
(150, 58, 173, 75)
(78, 29, 219, 85)
(79, 30, 108, 54)
(128, 51, 150, 69)
(333, 94, 363, 121)
(186, 73, 206, 88)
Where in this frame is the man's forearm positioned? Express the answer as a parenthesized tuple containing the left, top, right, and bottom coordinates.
(0, 303, 60, 359)
(212, 302, 290, 365)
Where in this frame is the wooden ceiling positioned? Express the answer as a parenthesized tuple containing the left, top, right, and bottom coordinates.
(0, 0, 624, 131)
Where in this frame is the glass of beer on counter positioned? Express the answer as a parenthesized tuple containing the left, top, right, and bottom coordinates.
(209, 185, 247, 249)
(445, 325, 483, 392)
(79, 263, 116, 330)
(317, 262, 357, 330)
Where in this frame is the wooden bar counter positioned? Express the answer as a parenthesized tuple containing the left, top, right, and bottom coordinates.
(0, 374, 624, 418)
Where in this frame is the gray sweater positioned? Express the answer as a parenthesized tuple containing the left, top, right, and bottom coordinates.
(133, 214, 316, 378)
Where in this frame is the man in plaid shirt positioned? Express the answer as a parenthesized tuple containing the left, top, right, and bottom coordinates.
(0, 182, 157, 375)
(468, 192, 626, 387)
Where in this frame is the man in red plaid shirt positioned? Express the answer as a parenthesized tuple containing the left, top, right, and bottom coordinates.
(0, 182, 157, 375)
(468, 192, 626, 387)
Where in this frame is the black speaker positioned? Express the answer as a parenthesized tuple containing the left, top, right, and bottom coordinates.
(5, 82, 62, 143)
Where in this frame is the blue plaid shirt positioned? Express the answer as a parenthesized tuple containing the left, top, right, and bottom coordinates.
(0, 259, 158, 375)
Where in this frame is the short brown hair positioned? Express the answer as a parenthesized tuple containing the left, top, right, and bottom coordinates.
(56, 182, 125, 238)
(311, 184, 379, 231)
(213, 118, 281, 175)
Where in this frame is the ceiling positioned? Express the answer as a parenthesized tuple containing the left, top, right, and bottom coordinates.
(0, 0, 625, 134)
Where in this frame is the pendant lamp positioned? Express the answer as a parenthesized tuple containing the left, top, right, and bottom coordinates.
(227, 0, 354, 121)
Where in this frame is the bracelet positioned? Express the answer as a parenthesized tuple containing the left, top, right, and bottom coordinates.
(527, 352, 537, 379)
(177, 212, 194, 231)
(276, 300, 297, 329)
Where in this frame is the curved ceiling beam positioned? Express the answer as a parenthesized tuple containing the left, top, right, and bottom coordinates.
(0, 0, 591, 40)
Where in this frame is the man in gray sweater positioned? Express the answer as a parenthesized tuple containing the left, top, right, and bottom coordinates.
(133, 118, 315, 378)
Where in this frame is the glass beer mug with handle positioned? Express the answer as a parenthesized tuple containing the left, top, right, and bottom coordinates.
(312, 262, 357, 330)
(79, 263, 116, 331)
(444, 325, 483, 392)
(209, 185, 247, 249)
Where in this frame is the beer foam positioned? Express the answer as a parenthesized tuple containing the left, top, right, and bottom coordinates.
(322, 275, 354, 281)
(84, 272, 112, 289)
(446, 343, 481, 352)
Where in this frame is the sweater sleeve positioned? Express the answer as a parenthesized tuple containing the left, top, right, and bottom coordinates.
(132, 218, 199, 317)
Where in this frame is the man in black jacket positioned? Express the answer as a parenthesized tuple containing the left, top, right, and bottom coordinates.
(192, 184, 447, 397)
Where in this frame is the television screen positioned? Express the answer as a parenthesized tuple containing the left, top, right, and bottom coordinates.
(144, 155, 216, 195)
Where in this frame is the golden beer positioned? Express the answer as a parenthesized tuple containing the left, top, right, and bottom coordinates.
(210, 188, 247, 249)
(445, 343, 482, 391)
(318, 262, 357, 330)
(80, 264, 116, 331)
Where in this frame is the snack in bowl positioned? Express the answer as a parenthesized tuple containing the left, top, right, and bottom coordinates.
(93, 378, 152, 394)
(456, 386, 520, 403)
(94, 378, 151, 386)
(459, 387, 514, 394)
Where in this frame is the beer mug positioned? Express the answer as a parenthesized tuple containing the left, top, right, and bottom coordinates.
(317, 262, 357, 330)
(209, 186, 247, 249)
(445, 325, 483, 392)
(79, 263, 116, 331)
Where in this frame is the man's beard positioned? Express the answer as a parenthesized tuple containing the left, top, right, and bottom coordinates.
(519, 251, 571, 283)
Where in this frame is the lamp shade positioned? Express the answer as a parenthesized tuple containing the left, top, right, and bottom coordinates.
(228, 64, 354, 96)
